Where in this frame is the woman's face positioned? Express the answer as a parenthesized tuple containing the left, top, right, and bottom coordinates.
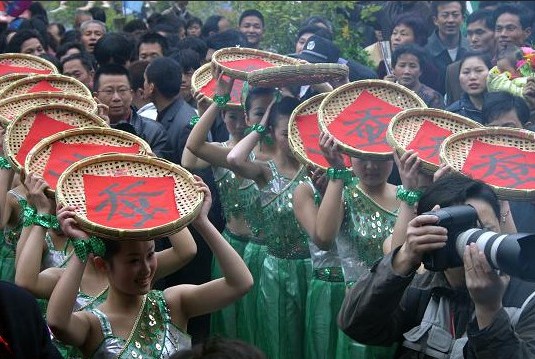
(393, 53, 422, 89)
(187, 23, 202, 37)
(20, 37, 45, 56)
(350, 158, 393, 188)
(107, 240, 157, 295)
(391, 24, 415, 50)
(296, 32, 314, 54)
(459, 56, 489, 96)
(272, 115, 290, 153)
(245, 94, 273, 126)
(223, 108, 247, 139)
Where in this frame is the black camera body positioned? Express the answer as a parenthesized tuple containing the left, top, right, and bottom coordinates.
(421, 205, 535, 282)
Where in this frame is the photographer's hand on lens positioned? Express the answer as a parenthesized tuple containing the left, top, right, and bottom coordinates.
(393, 206, 448, 276)
(463, 242, 509, 329)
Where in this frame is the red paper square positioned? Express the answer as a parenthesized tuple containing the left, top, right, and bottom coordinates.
(200, 75, 245, 105)
(220, 58, 275, 73)
(0, 63, 51, 76)
(28, 80, 62, 93)
(84, 175, 180, 229)
(461, 140, 535, 189)
(406, 120, 453, 165)
(295, 113, 351, 167)
(43, 142, 141, 188)
(327, 90, 401, 153)
(16, 112, 75, 166)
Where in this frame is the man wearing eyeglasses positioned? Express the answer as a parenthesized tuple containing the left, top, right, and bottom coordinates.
(425, 1, 469, 95)
(494, 4, 532, 53)
(93, 63, 171, 160)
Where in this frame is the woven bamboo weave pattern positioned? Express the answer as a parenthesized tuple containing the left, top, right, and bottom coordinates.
(0, 74, 92, 99)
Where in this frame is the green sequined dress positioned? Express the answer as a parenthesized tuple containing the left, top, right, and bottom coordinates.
(0, 190, 26, 282)
(336, 177, 399, 359)
(257, 161, 312, 359)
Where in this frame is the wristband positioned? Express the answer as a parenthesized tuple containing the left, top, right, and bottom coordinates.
(213, 93, 231, 108)
(396, 186, 423, 206)
(326, 167, 353, 185)
(71, 236, 106, 263)
(245, 124, 274, 145)
(23, 211, 60, 230)
(21, 202, 37, 227)
(0, 156, 11, 169)
(189, 115, 200, 127)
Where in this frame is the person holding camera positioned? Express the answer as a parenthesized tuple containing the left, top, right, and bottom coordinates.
(338, 174, 535, 358)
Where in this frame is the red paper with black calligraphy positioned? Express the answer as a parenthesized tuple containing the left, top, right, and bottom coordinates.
(28, 80, 62, 93)
(461, 140, 535, 189)
(327, 90, 401, 153)
(43, 142, 141, 188)
(16, 112, 75, 166)
(220, 58, 275, 73)
(200, 75, 244, 106)
(84, 175, 180, 229)
(406, 120, 453, 165)
(295, 113, 351, 167)
(0, 63, 51, 76)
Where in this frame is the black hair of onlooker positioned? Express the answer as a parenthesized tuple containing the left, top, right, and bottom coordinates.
(482, 91, 531, 126)
(93, 32, 134, 67)
(187, 17, 203, 30)
(493, 3, 534, 30)
(239, 9, 265, 27)
(17, 17, 50, 50)
(478, 1, 505, 10)
(55, 42, 86, 61)
(206, 29, 247, 50)
(466, 9, 496, 30)
(60, 30, 78, 45)
(145, 57, 182, 99)
(89, 6, 106, 23)
(0, 29, 16, 53)
(123, 19, 148, 34)
(147, 13, 164, 29)
(93, 63, 132, 92)
(29, 1, 48, 24)
(128, 60, 150, 91)
(5, 29, 46, 53)
(391, 43, 429, 69)
(296, 25, 333, 42)
(169, 48, 201, 73)
(49, 22, 66, 39)
(177, 36, 208, 61)
(61, 52, 95, 73)
(137, 31, 169, 57)
(301, 15, 334, 34)
(392, 14, 429, 47)
(40, 53, 61, 72)
(430, 1, 467, 17)
(201, 15, 224, 38)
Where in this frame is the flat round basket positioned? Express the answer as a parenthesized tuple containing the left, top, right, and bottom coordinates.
(0, 73, 28, 92)
(289, 93, 351, 170)
(0, 74, 92, 99)
(56, 153, 204, 240)
(191, 63, 243, 110)
(0, 93, 98, 126)
(440, 127, 535, 200)
(211, 47, 302, 80)
(4, 104, 109, 171)
(318, 80, 427, 160)
(248, 63, 348, 88)
(0, 53, 58, 76)
(386, 108, 483, 175)
(26, 127, 153, 196)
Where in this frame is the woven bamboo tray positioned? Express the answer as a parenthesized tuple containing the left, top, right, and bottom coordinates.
(0, 73, 28, 93)
(0, 74, 92, 99)
(26, 127, 152, 196)
(212, 47, 302, 80)
(4, 104, 109, 171)
(440, 127, 535, 200)
(0, 93, 98, 126)
(56, 153, 204, 240)
(248, 62, 348, 88)
(191, 63, 243, 110)
(0, 53, 58, 75)
(318, 80, 427, 160)
(386, 108, 482, 175)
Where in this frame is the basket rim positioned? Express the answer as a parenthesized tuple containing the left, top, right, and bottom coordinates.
(386, 108, 483, 174)
(0, 53, 58, 73)
(3, 103, 109, 172)
(439, 126, 535, 199)
(247, 62, 348, 87)
(0, 73, 92, 99)
(55, 153, 204, 240)
(318, 79, 427, 160)
(191, 62, 243, 110)
(211, 47, 303, 80)
(0, 92, 98, 126)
